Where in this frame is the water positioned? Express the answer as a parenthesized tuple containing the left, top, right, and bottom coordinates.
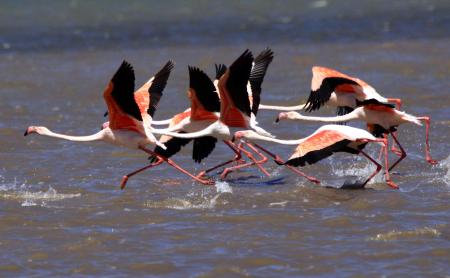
(1, 1, 450, 276)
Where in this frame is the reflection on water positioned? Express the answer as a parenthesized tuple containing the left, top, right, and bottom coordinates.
(1, 1, 450, 277)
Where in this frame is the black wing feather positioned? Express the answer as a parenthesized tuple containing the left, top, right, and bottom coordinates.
(110, 60, 141, 120)
(192, 136, 218, 163)
(304, 77, 359, 113)
(151, 133, 191, 161)
(355, 99, 395, 108)
(189, 66, 220, 112)
(334, 106, 354, 125)
(215, 64, 227, 80)
(285, 140, 355, 167)
(250, 48, 274, 115)
(226, 49, 253, 117)
(147, 60, 175, 117)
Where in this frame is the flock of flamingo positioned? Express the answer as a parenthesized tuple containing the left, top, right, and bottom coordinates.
(24, 49, 438, 190)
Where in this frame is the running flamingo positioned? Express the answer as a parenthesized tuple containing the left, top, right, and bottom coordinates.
(25, 60, 214, 189)
(233, 124, 398, 189)
(259, 66, 401, 113)
(276, 102, 438, 172)
(153, 49, 275, 179)
(151, 49, 275, 177)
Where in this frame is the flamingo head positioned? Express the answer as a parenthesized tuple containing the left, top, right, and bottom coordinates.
(101, 121, 110, 130)
(24, 126, 49, 136)
(275, 111, 299, 123)
(232, 130, 256, 142)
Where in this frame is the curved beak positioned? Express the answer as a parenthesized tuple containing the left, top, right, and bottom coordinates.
(231, 135, 236, 142)
(274, 116, 280, 123)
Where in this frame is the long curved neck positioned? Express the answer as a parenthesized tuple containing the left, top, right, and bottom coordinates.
(151, 118, 172, 125)
(290, 110, 361, 123)
(40, 128, 105, 142)
(259, 103, 306, 111)
(152, 121, 226, 139)
(247, 132, 305, 145)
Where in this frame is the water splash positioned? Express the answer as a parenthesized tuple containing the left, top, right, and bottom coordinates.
(368, 226, 441, 241)
(215, 180, 233, 194)
(269, 201, 288, 207)
(0, 177, 81, 207)
(331, 158, 383, 184)
(440, 155, 450, 185)
(144, 194, 222, 210)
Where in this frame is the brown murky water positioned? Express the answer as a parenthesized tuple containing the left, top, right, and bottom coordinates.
(1, 1, 450, 276)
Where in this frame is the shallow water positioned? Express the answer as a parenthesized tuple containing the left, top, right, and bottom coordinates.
(1, 1, 450, 277)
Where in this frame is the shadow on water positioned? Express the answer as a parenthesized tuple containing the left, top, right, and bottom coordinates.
(225, 175, 287, 187)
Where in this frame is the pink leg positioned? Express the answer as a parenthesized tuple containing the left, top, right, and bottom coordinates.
(220, 141, 271, 179)
(417, 116, 438, 165)
(234, 142, 247, 165)
(388, 132, 406, 172)
(196, 140, 244, 178)
(390, 132, 403, 157)
(252, 143, 320, 184)
(220, 160, 262, 179)
(386, 98, 403, 156)
(120, 159, 164, 190)
(139, 147, 214, 186)
(380, 138, 398, 189)
(242, 142, 269, 165)
(359, 150, 382, 187)
(358, 138, 398, 189)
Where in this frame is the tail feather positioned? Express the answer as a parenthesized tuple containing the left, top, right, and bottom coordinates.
(402, 114, 422, 126)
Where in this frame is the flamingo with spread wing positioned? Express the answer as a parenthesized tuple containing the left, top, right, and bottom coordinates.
(25, 60, 213, 188)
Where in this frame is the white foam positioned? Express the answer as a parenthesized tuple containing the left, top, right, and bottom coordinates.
(215, 180, 233, 194)
(440, 155, 450, 185)
(332, 158, 383, 184)
(0, 178, 81, 207)
(144, 194, 222, 210)
(269, 201, 288, 207)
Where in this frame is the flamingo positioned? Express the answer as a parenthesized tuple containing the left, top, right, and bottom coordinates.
(232, 124, 398, 189)
(259, 66, 402, 112)
(24, 60, 214, 189)
(276, 102, 438, 173)
(151, 49, 275, 178)
(152, 49, 276, 179)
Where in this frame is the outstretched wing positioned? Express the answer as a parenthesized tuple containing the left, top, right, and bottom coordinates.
(151, 133, 191, 161)
(104, 60, 140, 120)
(103, 61, 143, 131)
(215, 64, 227, 80)
(148, 60, 175, 117)
(219, 50, 253, 127)
(192, 136, 218, 163)
(305, 69, 359, 112)
(250, 48, 274, 115)
(132, 61, 174, 144)
(286, 130, 356, 166)
(189, 66, 220, 113)
(134, 60, 174, 118)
